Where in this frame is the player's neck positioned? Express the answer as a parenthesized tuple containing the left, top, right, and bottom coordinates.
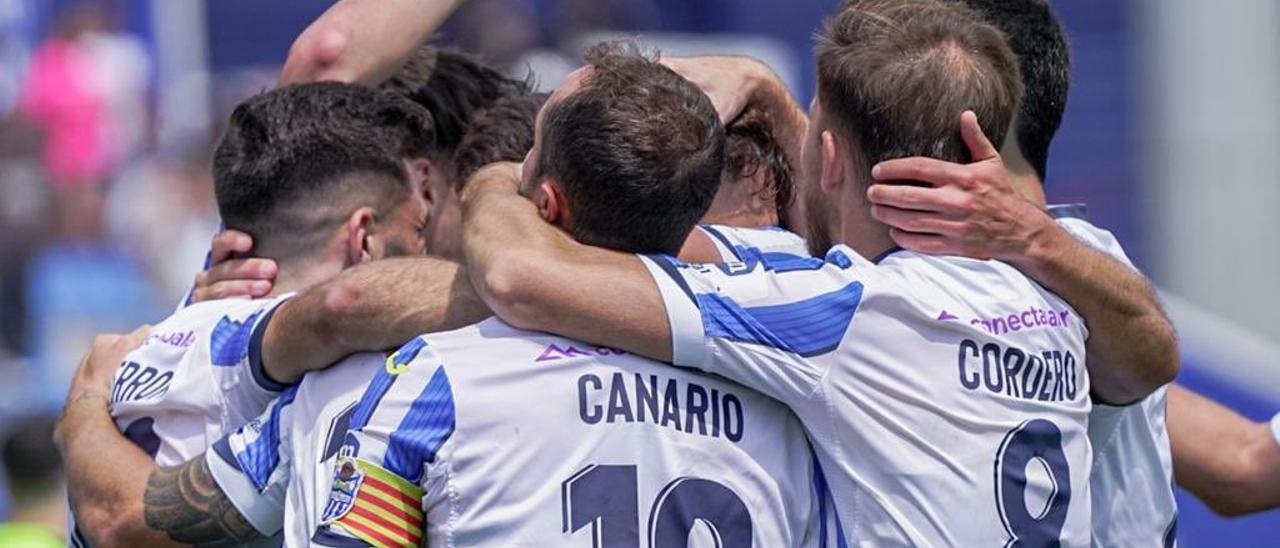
(1009, 170, 1046, 208)
(700, 175, 781, 228)
(1002, 146, 1047, 207)
(267, 257, 344, 297)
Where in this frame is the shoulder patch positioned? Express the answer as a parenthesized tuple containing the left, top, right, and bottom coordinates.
(321, 456, 425, 548)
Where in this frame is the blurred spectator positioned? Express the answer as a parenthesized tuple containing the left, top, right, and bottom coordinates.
(15, 2, 150, 193)
(0, 415, 65, 547)
(105, 138, 219, 300)
(15, 3, 110, 191)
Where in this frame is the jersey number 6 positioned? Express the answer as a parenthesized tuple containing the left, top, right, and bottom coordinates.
(562, 464, 753, 548)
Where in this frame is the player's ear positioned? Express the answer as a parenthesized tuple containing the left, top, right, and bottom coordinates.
(344, 206, 378, 265)
(538, 180, 569, 226)
(405, 157, 435, 207)
(820, 130, 846, 194)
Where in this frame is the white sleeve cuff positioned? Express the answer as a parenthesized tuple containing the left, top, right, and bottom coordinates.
(1270, 411, 1280, 448)
(206, 445, 284, 536)
(638, 255, 709, 367)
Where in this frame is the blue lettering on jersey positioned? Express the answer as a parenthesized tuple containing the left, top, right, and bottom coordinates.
(577, 373, 744, 442)
(957, 340, 1078, 402)
(110, 361, 173, 404)
(210, 309, 264, 366)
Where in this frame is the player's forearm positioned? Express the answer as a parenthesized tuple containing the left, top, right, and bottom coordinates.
(461, 170, 674, 361)
(1010, 220, 1179, 404)
(1168, 385, 1280, 516)
(279, 0, 466, 86)
(263, 257, 491, 382)
(55, 395, 175, 548)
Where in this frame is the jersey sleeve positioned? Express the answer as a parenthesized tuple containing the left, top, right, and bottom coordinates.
(1270, 411, 1280, 448)
(205, 387, 298, 536)
(698, 224, 812, 263)
(212, 294, 297, 425)
(637, 249, 867, 403)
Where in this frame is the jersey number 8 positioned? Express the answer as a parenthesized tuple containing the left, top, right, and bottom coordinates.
(562, 464, 753, 548)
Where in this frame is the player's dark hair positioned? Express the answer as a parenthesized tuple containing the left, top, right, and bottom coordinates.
(724, 106, 794, 227)
(212, 82, 433, 260)
(952, 0, 1069, 180)
(816, 0, 1022, 178)
(453, 93, 548, 188)
(535, 41, 725, 255)
(381, 46, 533, 165)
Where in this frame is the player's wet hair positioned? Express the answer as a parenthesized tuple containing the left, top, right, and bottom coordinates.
(817, 0, 1022, 179)
(953, 0, 1069, 180)
(381, 46, 533, 168)
(453, 93, 548, 188)
(535, 41, 725, 255)
(724, 106, 795, 227)
(212, 82, 433, 260)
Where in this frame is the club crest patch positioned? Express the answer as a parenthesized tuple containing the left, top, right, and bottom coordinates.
(320, 456, 425, 548)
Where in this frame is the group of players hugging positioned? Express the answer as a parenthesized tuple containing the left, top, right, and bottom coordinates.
(52, 0, 1280, 546)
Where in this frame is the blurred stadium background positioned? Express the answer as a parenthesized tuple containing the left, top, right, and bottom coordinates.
(0, 0, 1275, 544)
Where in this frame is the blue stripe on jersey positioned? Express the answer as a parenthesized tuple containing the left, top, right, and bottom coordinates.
(812, 450, 849, 548)
(699, 225, 745, 262)
(644, 254, 698, 304)
(237, 386, 298, 489)
(349, 338, 428, 430)
(210, 308, 265, 366)
(383, 366, 455, 483)
(696, 281, 863, 357)
(248, 304, 288, 391)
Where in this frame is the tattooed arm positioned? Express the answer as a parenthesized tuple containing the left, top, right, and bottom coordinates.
(55, 330, 266, 547)
(144, 458, 263, 546)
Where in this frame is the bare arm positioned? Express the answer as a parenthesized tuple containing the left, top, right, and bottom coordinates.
(662, 55, 807, 179)
(278, 0, 467, 86)
(461, 163, 673, 361)
(1168, 384, 1280, 516)
(54, 329, 179, 548)
(143, 458, 262, 546)
(261, 256, 491, 383)
(868, 112, 1178, 405)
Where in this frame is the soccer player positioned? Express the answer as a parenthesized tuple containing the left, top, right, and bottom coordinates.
(55, 82, 445, 547)
(194, 46, 535, 303)
(865, 1, 1181, 544)
(1168, 384, 1280, 516)
(460, 2, 1094, 545)
(65, 43, 826, 546)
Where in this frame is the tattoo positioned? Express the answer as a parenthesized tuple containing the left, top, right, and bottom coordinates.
(144, 457, 263, 547)
(72, 389, 109, 405)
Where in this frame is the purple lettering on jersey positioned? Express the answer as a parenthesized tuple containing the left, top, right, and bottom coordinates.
(959, 306, 1074, 336)
(536, 343, 627, 362)
(146, 330, 196, 349)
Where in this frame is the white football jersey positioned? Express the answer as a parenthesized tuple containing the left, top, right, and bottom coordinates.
(639, 243, 1093, 547)
(66, 296, 292, 548)
(1052, 208, 1178, 548)
(698, 224, 811, 263)
(209, 318, 827, 547)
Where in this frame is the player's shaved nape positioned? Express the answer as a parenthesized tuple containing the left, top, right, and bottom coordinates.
(211, 82, 432, 264)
